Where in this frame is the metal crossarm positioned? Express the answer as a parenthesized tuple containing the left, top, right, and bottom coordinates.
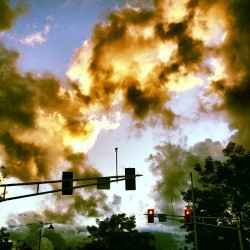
(0, 174, 142, 202)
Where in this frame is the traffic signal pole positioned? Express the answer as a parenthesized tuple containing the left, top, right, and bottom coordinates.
(194, 216, 243, 250)
(237, 218, 244, 250)
(190, 172, 198, 250)
(189, 172, 244, 250)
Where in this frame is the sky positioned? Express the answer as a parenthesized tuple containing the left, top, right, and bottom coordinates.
(1, 0, 250, 248)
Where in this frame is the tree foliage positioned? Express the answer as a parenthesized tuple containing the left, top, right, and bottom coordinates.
(182, 142, 250, 250)
(0, 227, 10, 242)
(0, 166, 7, 183)
(0, 166, 7, 199)
(83, 213, 156, 250)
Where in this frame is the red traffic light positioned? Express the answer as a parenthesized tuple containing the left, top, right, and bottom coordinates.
(148, 209, 154, 215)
(148, 209, 154, 223)
(184, 209, 192, 224)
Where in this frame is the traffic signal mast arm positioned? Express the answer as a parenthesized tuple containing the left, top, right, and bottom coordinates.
(144, 210, 243, 250)
(0, 173, 142, 202)
(144, 211, 184, 223)
(144, 211, 241, 231)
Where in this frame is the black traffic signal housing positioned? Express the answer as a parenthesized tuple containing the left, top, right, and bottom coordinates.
(148, 209, 154, 223)
(184, 209, 192, 224)
(125, 168, 136, 190)
(62, 171, 73, 195)
(97, 177, 110, 190)
(158, 214, 167, 222)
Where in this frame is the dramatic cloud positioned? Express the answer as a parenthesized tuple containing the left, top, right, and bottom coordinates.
(65, 0, 248, 218)
(1, 0, 250, 232)
(144, 0, 250, 217)
(66, 0, 231, 132)
(67, 6, 178, 128)
(0, 2, 120, 220)
(148, 139, 225, 215)
(0, 41, 122, 182)
(67, 0, 250, 148)
(210, 0, 250, 147)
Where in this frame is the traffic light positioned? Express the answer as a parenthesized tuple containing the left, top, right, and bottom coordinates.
(125, 168, 136, 190)
(158, 214, 167, 222)
(184, 209, 192, 224)
(62, 171, 73, 195)
(148, 209, 154, 223)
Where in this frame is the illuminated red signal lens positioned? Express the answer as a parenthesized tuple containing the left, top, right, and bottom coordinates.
(147, 209, 154, 223)
(184, 209, 192, 224)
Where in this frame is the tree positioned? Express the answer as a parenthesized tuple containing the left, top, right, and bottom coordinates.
(0, 227, 13, 250)
(0, 227, 10, 242)
(0, 166, 7, 200)
(83, 213, 156, 250)
(181, 142, 250, 250)
(0, 166, 7, 182)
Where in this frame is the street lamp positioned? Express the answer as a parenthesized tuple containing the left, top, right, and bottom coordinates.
(38, 222, 54, 250)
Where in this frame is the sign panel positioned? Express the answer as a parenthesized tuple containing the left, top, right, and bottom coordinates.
(97, 177, 110, 190)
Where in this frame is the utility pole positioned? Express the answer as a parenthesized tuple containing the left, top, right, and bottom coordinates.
(237, 217, 244, 250)
(171, 197, 174, 219)
(190, 172, 198, 250)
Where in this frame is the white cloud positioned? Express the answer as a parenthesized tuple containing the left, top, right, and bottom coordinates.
(20, 32, 46, 46)
(46, 15, 54, 21)
(20, 24, 51, 47)
(43, 25, 51, 35)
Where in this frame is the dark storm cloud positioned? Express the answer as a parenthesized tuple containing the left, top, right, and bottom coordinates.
(210, 0, 250, 147)
(42, 193, 107, 224)
(0, 42, 113, 222)
(68, 1, 214, 130)
(148, 143, 199, 202)
(40, 189, 117, 224)
(155, 18, 205, 75)
(68, 5, 179, 126)
(0, 132, 51, 180)
(0, 45, 35, 127)
(148, 139, 224, 213)
(155, 21, 188, 40)
(86, 7, 159, 115)
(122, 76, 174, 125)
(0, 44, 83, 181)
(65, 151, 100, 177)
(212, 77, 250, 147)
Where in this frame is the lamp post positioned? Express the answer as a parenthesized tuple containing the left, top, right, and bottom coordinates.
(38, 222, 54, 250)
